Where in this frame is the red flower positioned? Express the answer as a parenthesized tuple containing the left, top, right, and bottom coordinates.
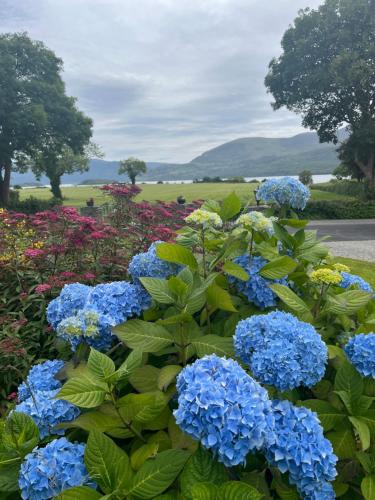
(35, 284, 52, 294)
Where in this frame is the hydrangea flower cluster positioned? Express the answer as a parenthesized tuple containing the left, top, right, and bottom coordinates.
(332, 263, 350, 273)
(339, 272, 374, 293)
(234, 311, 327, 391)
(344, 334, 375, 378)
(174, 354, 274, 467)
(47, 281, 149, 351)
(128, 241, 181, 283)
(15, 389, 80, 439)
(256, 177, 311, 210)
(228, 255, 288, 308)
(19, 437, 95, 500)
(264, 400, 337, 499)
(17, 360, 64, 402)
(310, 268, 342, 285)
(236, 211, 274, 234)
(185, 208, 222, 228)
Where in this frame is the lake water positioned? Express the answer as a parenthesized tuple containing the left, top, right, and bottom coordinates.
(22, 174, 334, 188)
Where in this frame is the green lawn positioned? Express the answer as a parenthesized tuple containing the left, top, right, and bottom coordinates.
(335, 257, 375, 288)
(19, 183, 354, 207)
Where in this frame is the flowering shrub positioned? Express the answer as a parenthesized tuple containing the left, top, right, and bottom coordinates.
(256, 176, 310, 210)
(1, 181, 375, 499)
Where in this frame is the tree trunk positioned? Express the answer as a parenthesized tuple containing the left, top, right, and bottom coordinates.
(355, 151, 375, 189)
(49, 174, 63, 199)
(130, 175, 136, 185)
(0, 164, 12, 207)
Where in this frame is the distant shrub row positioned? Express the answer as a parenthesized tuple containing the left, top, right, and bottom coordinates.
(301, 200, 375, 219)
(9, 191, 61, 214)
(312, 180, 375, 200)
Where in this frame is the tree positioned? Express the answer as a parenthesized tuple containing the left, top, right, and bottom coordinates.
(0, 32, 92, 205)
(265, 0, 375, 187)
(298, 170, 313, 186)
(31, 143, 103, 199)
(118, 157, 147, 185)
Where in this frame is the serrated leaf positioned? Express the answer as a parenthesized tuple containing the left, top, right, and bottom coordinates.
(129, 365, 160, 392)
(126, 449, 190, 498)
(55, 486, 102, 499)
(168, 416, 198, 452)
(335, 362, 364, 399)
(325, 290, 372, 315)
(220, 481, 262, 500)
(327, 429, 357, 459)
(59, 409, 127, 435)
(207, 284, 237, 312)
(106, 349, 143, 384)
(118, 391, 168, 423)
(362, 475, 375, 500)
(131, 443, 159, 470)
(3, 412, 39, 455)
(57, 376, 108, 408)
(157, 243, 198, 270)
(140, 277, 175, 304)
(0, 466, 22, 492)
(220, 192, 241, 221)
(87, 348, 115, 381)
(269, 284, 312, 320)
(260, 256, 297, 279)
(191, 482, 219, 499)
(85, 430, 132, 494)
(158, 365, 182, 391)
(192, 335, 234, 358)
(300, 400, 346, 431)
(223, 261, 249, 281)
(180, 447, 227, 500)
(349, 417, 371, 450)
(114, 319, 173, 352)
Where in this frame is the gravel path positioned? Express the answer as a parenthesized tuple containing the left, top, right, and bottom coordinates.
(325, 241, 375, 261)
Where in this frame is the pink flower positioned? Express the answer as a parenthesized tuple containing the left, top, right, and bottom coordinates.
(24, 248, 44, 258)
(82, 272, 96, 280)
(60, 271, 76, 278)
(35, 284, 52, 294)
(19, 292, 28, 300)
(6, 392, 17, 401)
(90, 231, 106, 240)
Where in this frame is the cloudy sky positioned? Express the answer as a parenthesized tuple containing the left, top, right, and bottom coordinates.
(0, 0, 323, 162)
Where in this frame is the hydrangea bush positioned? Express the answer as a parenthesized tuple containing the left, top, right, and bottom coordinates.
(2, 179, 375, 499)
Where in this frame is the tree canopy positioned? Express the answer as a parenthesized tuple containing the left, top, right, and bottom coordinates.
(265, 0, 375, 186)
(118, 157, 147, 185)
(0, 32, 93, 205)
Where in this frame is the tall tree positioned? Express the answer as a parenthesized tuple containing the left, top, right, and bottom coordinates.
(0, 33, 92, 205)
(265, 0, 375, 187)
(31, 143, 103, 199)
(118, 157, 147, 185)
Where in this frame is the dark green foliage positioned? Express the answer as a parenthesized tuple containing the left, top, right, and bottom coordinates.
(8, 195, 62, 214)
(302, 200, 375, 219)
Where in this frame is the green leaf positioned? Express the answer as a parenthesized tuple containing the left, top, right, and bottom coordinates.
(256, 241, 280, 261)
(220, 192, 241, 221)
(220, 481, 262, 500)
(335, 362, 364, 400)
(269, 284, 312, 321)
(118, 391, 168, 423)
(180, 447, 227, 500)
(60, 409, 126, 435)
(158, 365, 182, 391)
(129, 365, 160, 392)
(114, 319, 173, 353)
(85, 430, 132, 494)
(140, 278, 175, 305)
(260, 256, 297, 280)
(168, 416, 198, 452)
(57, 376, 108, 408)
(192, 335, 234, 358)
(327, 429, 357, 459)
(106, 349, 144, 384)
(325, 290, 372, 315)
(87, 348, 115, 381)
(157, 242, 198, 270)
(131, 443, 160, 471)
(3, 412, 39, 455)
(126, 449, 190, 499)
(55, 486, 102, 499)
(349, 417, 371, 450)
(222, 261, 249, 281)
(207, 284, 237, 312)
(279, 218, 308, 228)
(300, 400, 346, 431)
(271, 472, 299, 500)
(191, 482, 219, 499)
(362, 475, 375, 500)
(359, 409, 375, 435)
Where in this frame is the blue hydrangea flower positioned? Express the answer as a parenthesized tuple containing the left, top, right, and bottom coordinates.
(340, 272, 374, 293)
(234, 311, 327, 391)
(14, 389, 80, 439)
(129, 241, 181, 283)
(56, 309, 113, 352)
(86, 281, 150, 325)
(174, 354, 274, 467)
(228, 255, 288, 308)
(256, 177, 310, 210)
(19, 437, 95, 500)
(47, 283, 91, 329)
(18, 360, 64, 402)
(345, 333, 375, 378)
(264, 400, 337, 499)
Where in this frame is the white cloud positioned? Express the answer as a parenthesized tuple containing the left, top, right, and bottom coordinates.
(0, 0, 323, 161)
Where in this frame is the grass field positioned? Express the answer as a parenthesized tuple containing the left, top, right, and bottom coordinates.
(335, 257, 375, 288)
(18, 183, 354, 207)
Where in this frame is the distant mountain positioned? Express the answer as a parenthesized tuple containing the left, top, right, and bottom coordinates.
(11, 131, 341, 185)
